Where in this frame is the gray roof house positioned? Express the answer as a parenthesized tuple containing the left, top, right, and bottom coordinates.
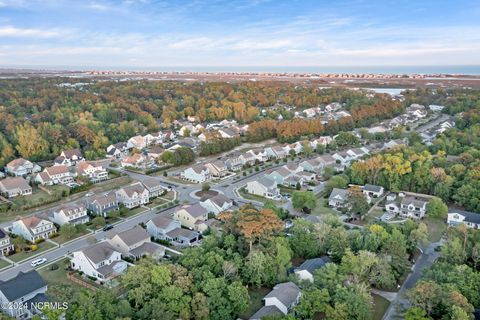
(294, 257, 331, 282)
(107, 225, 164, 259)
(328, 188, 349, 208)
(87, 192, 119, 217)
(251, 281, 301, 319)
(0, 270, 48, 318)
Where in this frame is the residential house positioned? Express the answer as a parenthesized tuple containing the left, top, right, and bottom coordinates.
(87, 192, 119, 217)
(52, 203, 89, 226)
(205, 160, 228, 178)
(181, 165, 212, 183)
(265, 146, 288, 159)
(54, 149, 84, 167)
(447, 210, 480, 229)
(147, 146, 164, 159)
(11, 216, 57, 243)
(121, 153, 150, 169)
(165, 228, 201, 245)
(70, 242, 127, 280)
(250, 282, 301, 320)
(0, 270, 48, 319)
(116, 182, 150, 209)
(224, 153, 243, 171)
(0, 177, 32, 198)
(362, 184, 384, 199)
(34, 165, 74, 185)
(294, 257, 331, 283)
(174, 204, 209, 232)
(127, 135, 146, 149)
(385, 193, 430, 219)
(76, 161, 108, 183)
(245, 177, 281, 200)
(299, 158, 322, 173)
(328, 188, 349, 208)
(218, 127, 240, 139)
(266, 167, 292, 186)
(146, 216, 181, 241)
(239, 153, 256, 166)
(246, 149, 268, 163)
(310, 136, 333, 150)
(5, 158, 41, 176)
(287, 142, 303, 155)
(107, 225, 164, 259)
(429, 104, 445, 112)
(383, 139, 407, 150)
(0, 229, 14, 256)
(199, 194, 233, 215)
(332, 151, 354, 167)
(141, 178, 165, 198)
(106, 142, 129, 159)
(347, 147, 370, 160)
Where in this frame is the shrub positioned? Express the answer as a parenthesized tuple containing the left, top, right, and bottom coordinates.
(50, 264, 59, 270)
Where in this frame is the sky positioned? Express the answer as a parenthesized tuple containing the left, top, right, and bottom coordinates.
(0, 0, 479, 69)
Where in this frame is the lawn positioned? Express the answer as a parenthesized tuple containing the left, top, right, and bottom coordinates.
(121, 206, 149, 218)
(238, 287, 271, 319)
(92, 176, 132, 193)
(52, 229, 91, 245)
(372, 294, 390, 320)
(146, 197, 169, 208)
(424, 217, 447, 243)
(311, 199, 338, 216)
(0, 258, 11, 270)
(161, 191, 176, 201)
(365, 208, 385, 224)
(238, 189, 285, 205)
(9, 241, 57, 263)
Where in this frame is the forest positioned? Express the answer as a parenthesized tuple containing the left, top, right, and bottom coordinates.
(0, 78, 401, 165)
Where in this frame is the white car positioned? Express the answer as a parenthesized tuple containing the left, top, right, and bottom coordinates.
(31, 258, 47, 267)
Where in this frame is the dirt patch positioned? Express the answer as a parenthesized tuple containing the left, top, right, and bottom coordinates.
(195, 190, 219, 199)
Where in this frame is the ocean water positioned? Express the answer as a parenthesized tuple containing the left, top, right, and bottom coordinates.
(3, 65, 480, 75)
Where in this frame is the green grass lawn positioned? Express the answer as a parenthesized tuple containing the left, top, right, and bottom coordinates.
(238, 189, 285, 205)
(146, 197, 169, 208)
(424, 217, 447, 242)
(9, 241, 56, 262)
(52, 229, 91, 245)
(238, 287, 271, 319)
(311, 199, 338, 216)
(365, 208, 385, 224)
(372, 294, 390, 320)
(93, 176, 132, 193)
(0, 258, 12, 270)
(161, 191, 175, 201)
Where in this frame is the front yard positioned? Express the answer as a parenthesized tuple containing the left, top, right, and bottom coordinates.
(424, 217, 447, 243)
(9, 240, 56, 263)
(0, 258, 12, 270)
(311, 198, 338, 216)
(238, 287, 271, 319)
(238, 189, 285, 205)
(53, 229, 91, 245)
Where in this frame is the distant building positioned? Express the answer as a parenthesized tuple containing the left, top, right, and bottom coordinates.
(328, 188, 349, 208)
(199, 194, 233, 215)
(294, 257, 331, 282)
(107, 225, 164, 259)
(54, 149, 84, 167)
(0, 229, 14, 256)
(250, 282, 301, 320)
(0, 177, 32, 198)
(5, 158, 41, 177)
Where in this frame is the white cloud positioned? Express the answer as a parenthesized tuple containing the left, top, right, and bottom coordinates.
(0, 25, 61, 38)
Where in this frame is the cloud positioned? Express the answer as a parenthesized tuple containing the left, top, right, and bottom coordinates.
(0, 25, 61, 38)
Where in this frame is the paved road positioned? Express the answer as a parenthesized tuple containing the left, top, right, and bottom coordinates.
(383, 241, 442, 320)
(0, 205, 178, 281)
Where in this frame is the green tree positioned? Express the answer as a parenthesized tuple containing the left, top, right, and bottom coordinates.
(404, 307, 429, 320)
(426, 197, 448, 219)
(294, 288, 330, 319)
(60, 224, 77, 240)
(291, 191, 317, 210)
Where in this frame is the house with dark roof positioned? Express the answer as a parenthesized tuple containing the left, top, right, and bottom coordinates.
(87, 192, 119, 217)
(199, 193, 233, 215)
(106, 142, 129, 159)
(0, 270, 48, 318)
(107, 225, 164, 259)
(174, 204, 209, 232)
(205, 160, 228, 178)
(0, 177, 32, 198)
(362, 184, 384, 198)
(385, 192, 431, 220)
(54, 149, 84, 167)
(250, 282, 301, 319)
(448, 210, 480, 229)
(0, 229, 14, 256)
(70, 242, 127, 280)
(294, 257, 331, 282)
(165, 228, 201, 245)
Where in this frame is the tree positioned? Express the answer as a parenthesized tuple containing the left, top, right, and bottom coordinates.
(294, 288, 330, 319)
(202, 183, 211, 192)
(90, 216, 106, 228)
(404, 307, 429, 320)
(346, 186, 370, 219)
(426, 197, 448, 219)
(409, 223, 428, 249)
(407, 280, 442, 316)
(288, 219, 319, 258)
(15, 124, 49, 160)
(325, 175, 348, 195)
(291, 191, 317, 211)
(60, 224, 77, 240)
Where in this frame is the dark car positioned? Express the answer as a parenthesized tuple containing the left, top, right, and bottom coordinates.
(102, 224, 114, 231)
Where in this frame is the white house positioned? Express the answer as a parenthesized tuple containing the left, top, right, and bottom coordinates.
(54, 149, 84, 167)
(205, 160, 228, 178)
(87, 192, 119, 217)
(107, 225, 164, 259)
(76, 161, 108, 183)
(0, 229, 14, 256)
(294, 257, 331, 283)
(116, 182, 150, 209)
(70, 242, 126, 280)
(0, 177, 32, 198)
(250, 282, 301, 319)
(385, 193, 430, 220)
(181, 165, 212, 183)
(146, 216, 181, 241)
(106, 142, 129, 159)
(199, 194, 233, 215)
(52, 202, 89, 226)
(141, 178, 165, 198)
(127, 135, 146, 149)
(328, 188, 349, 208)
(246, 177, 281, 200)
(447, 210, 480, 229)
(11, 216, 57, 243)
(5, 158, 41, 177)
(0, 271, 48, 319)
(361, 184, 384, 199)
(246, 149, 269, 163)
(34, 165, 74, 185)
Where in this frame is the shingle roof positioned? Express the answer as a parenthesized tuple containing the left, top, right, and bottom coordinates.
(119, 182, 147, 197)
(296, 257, 331, 274)
(90, 192, 117, 206)
(150, 216, 177, 229)
(0, 270, 47, 301)
(62, 149, 82, 159)
(0, 228, 9, 239)
(6, 158, 30, 170)
(363, 184, 383, 193)
(249, 305, 283, 320)
(108, 225, 149, 246)
(450, 210, 480, 224)
(45, 165, 70, 176)
(0, 177, 30, 190)
(166, 228, 199, 240)
(142, 177, 162, 189)
(178, 203, 208, 218)
(264, 282, 301, 308)
(82, 242, 119, 264)
(329, 188, 348, 201)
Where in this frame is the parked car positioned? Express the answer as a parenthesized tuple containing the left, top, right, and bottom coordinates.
(102, 224, 114, 231)
(31, 258, 47, 267)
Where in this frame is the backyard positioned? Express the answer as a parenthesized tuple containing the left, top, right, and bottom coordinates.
(372, 294, 391, 320)
(424, 217, 447, 242)
(237, 287, 271, 319)
(311, 198, 338, 216)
